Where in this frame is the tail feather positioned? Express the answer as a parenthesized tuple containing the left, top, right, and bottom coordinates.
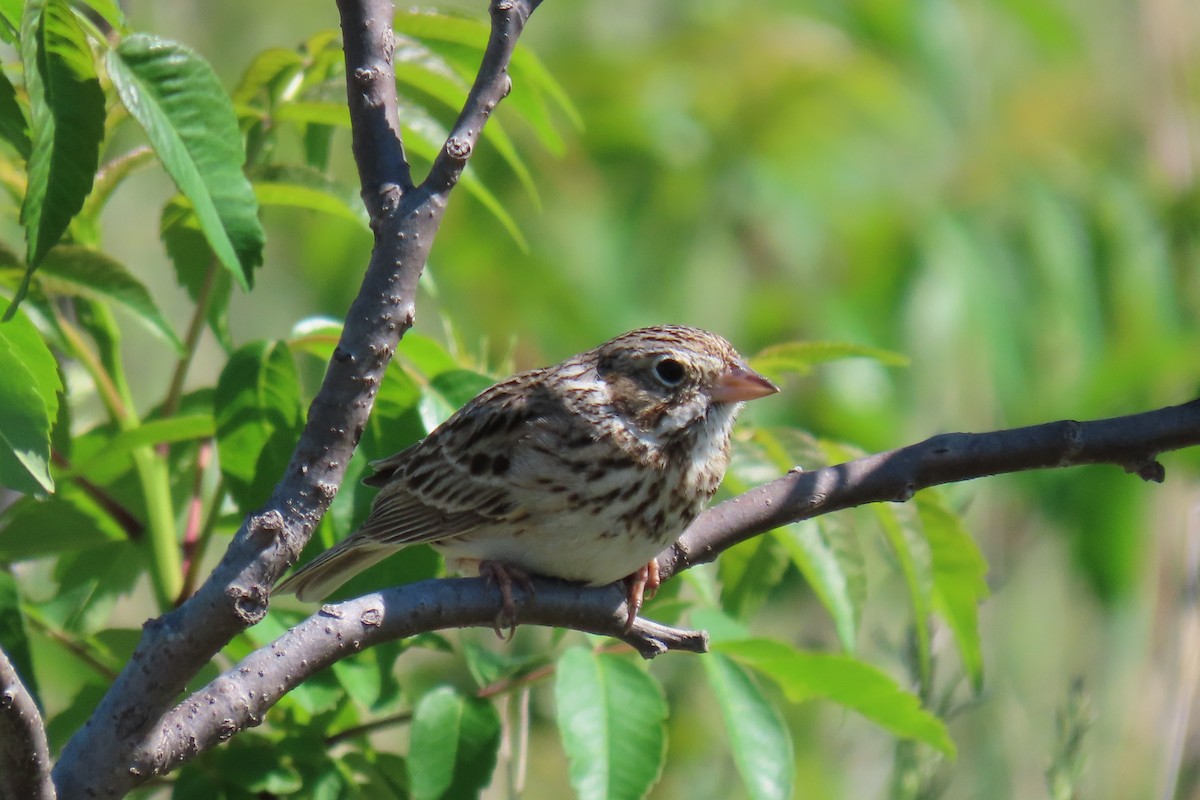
(275, 538, 396, 602)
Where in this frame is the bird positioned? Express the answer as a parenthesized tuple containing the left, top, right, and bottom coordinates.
(274, 325, 778, 633)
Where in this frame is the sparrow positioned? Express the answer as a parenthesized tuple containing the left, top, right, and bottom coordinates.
(275, 325, 778, 632)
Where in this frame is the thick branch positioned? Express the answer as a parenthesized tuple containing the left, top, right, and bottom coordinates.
(138, 398, 1200, 765)
(0, 647, 54, 800)
(134, 579, 705, 777)
(53, 1, 538, 798)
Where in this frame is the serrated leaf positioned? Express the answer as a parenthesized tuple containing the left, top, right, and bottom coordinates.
(214, 340, 303, 510)
(107, 33, 263, 290)
(777, 518, 864, 653)
(0, 298, 60, 493)
(703, 653, 793, 800)
(750, 341, 910, 382)
(409, 686, 502, 800)
(33, 245, 184, 352)
(717, 638, 955, 757)
(16, 0, 105, 292)
(0, 65, 30, 158)
(555, 647, 668, 800)
(917, 492, 989, 692)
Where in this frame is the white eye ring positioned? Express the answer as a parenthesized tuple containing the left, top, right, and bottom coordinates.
(653, 356, 686, 386)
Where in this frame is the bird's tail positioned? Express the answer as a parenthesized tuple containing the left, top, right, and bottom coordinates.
(274, 537, 395, 602)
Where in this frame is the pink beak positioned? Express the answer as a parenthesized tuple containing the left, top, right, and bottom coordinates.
(711, 362, 779, 404)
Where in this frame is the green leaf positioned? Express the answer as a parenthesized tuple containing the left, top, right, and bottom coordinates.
(33, 245, 184, 352)
(867, 499, 933, 694)
(231, 46, 304, 106)
(0, 0, 18, 42)
(716, 639, 955, 757)
(397, 333, 462, 378)
(77, 0, 125, 34)
(0, 66, 30, 158)
(107, 33, 264, 290)
(0, 298, 60, 493)
(214, 340, 303, 510)
(16, 0, 105, 289)
(777, 518, 865, 653)
(0, 570, 39, 703)
(161, 195, 234, 351)
(254, 181, 369, 228)
(750, 341, 910, 382)
(702, 653, 793, 800)
(0, 484, 127, 560)
(555, 647, 668, 800)
(409, 686, 502, 800)
(418, 369, 495, 432)
(393, 9, 582, 142)
(65, 414, 214, 478)
(917, 492, 989, 692)
(718, 531, 790, 620)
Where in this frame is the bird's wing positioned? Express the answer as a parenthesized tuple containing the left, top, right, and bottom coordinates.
(354, 374, 562, 547)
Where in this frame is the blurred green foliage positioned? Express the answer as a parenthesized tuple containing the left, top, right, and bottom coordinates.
(0, 0, 1197, 798)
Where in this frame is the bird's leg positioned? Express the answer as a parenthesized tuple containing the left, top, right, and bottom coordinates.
(478, 560, 534, 640)
(622, 559, 661, 632)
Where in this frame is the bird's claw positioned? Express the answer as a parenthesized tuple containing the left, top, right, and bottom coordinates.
(479, 560, 534, 640)
(622, 559, 661, 633)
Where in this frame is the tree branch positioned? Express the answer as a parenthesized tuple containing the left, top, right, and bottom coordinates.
(0, 647, 54, 800)
(660, 397, 1200, 580)
(52, 1, 541, 797)
(124, 398, 1200, 771)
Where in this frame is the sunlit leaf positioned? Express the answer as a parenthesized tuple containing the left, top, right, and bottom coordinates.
(703, 653, 793, 800)
(717, 638, 955, 757)
(409, 686, 502, 800)
(555, 647, 667, 800)
(107, 33, 263, 290)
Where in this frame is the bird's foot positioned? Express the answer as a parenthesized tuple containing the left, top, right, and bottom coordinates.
(622, 559, 661, 633)
(479, 560, 534, 640)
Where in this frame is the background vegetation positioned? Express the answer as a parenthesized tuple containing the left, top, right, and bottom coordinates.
(2, 0, 1200, 797)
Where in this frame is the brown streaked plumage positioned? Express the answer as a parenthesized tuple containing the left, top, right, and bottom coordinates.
(274, 325, 778, 630)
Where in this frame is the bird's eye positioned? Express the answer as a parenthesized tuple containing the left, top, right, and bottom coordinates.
(653, 357, 686, 387)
